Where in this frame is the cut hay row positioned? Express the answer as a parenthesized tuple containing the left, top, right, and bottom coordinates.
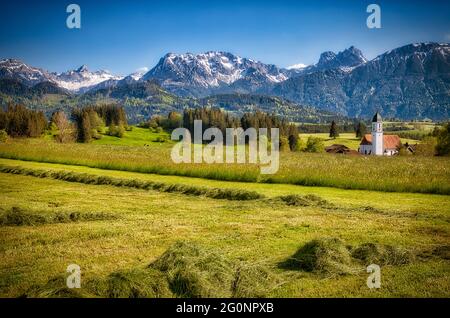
(0, 165, 264, 201)
(0, 164, 341, 207)
(0, 206, 116, 226)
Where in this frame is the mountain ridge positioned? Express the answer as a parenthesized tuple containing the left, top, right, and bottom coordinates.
(1, 42, 449, 120)
(270, 42, 450, 119)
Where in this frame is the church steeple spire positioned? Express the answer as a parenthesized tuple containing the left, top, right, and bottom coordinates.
(372, 112, 382, 123)
(371, 112, 383, 155)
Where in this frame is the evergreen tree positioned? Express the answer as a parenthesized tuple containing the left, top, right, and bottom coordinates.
(288, 124, 299, 151)
(2, 104, 47, 137)
(436, 122, 450, 156)
(329, 120, 339, 138)
(355, 121, 366, 138)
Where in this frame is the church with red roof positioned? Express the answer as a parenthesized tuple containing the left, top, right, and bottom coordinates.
(358, 112, 401, 156)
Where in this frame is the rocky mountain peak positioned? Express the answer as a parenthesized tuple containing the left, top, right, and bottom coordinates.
(142, 51, 288, 96)
(76, 64, 89, 73)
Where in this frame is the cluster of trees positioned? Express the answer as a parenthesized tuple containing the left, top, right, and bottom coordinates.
(182, 108, 302, 152)
(0, 104, 47, 138)
(140, 111, 182, 131)
(400, 123, 450, 156)
(298, 122, 357, 134)
(435, 122, 450, 155)
(183, 108, 240, 135)
(91, 104, 127, 127)
(298, 120, 368, 139)
(71, 104, 127, 143)
(0, 103, 128, 144)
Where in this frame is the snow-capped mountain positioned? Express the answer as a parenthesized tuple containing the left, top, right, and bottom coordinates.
(1, 43, 449, 119)
(270, 42, 450, 119)
(318, 46, 367, 70)
(0, 59, 54, 86)
(85, 68, 149, 93)
(289, 46, 368, 76)
(53, 65, 123, 93)
(129, 68, 148, 81)
(0, 60, 125, 93)
(142, 51, 289, 96)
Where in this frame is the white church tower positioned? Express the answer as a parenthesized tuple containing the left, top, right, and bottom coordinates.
(371, 112, 383, 155)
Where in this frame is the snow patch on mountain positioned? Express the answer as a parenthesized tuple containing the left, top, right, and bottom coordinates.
(287, 63, 308, 70)
(0, 58, 54, 86)
(129, 67, 148, 81)
(53, 65, 123, 92)
(143, 51, 289, 95)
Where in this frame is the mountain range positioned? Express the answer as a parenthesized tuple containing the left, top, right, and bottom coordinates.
(0, 42, 449, 120)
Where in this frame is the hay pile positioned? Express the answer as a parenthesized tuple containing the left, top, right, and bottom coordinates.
(23, 239, 417, 298)
(279, 238, 356, 275)
(277, 194, 333, 208)
(105, 268, 172, 298)
(231, 264, 279, 298)
(428, 245, 450, 260)
(24, 241, 280, 298)
(280, 238, 415, 276)
(150, 242, 279, 298)
(352, 243, 414, 265)
(150, 241, 235, 298)
(22, 276, 91, 298)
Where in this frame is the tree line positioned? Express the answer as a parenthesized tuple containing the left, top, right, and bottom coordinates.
(181, 108, 302, 151)
(71, 104, 127, 143)
(1, 103, 449, 156)
(0, 103, 127, 143)
(0, 104, 47, 137)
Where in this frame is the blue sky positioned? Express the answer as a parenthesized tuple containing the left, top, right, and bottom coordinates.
(1, 0, 449, 75)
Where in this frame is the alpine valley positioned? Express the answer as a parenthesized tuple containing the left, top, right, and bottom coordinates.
(0, 42, 449, 122)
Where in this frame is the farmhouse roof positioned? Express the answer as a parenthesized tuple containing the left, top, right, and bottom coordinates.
(325, 144, 360, 155)
(325, 144, 350, 152)
(360, 134, 401, 149)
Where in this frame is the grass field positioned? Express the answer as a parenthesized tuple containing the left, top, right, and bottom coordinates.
(0, 136, 449, 194)
(0, 159, 449, 297)
(0, 126, 449, 298)
(92, 127, 173, 146)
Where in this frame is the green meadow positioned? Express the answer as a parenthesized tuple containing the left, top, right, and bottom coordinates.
(0, 159, 449, 297)
(1, 135, 449, 194)
(0, 128, 449, 298)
